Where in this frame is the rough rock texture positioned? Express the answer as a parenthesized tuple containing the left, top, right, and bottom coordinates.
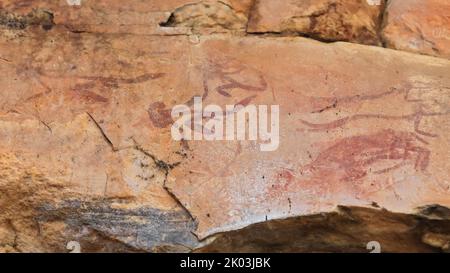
(382, 0, 450, 59)
(166, 36, 450, 239)
(0, 26, 199, 252)
(0, 8, 54, 30)
(160, 1, 248, 32)
(247, 0, 386, 45)
(0, 0, 449, 253)
(196, 206, 450, 253)
(0, 0, 253, 35)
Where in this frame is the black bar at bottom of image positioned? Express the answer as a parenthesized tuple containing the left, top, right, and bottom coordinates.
(0, 253, 446, 272)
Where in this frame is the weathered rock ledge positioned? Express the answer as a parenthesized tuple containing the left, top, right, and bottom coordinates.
(0, 1, 449, 253)
(1, 0, 449, 58)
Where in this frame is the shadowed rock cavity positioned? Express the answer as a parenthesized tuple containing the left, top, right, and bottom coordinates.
(195, 206, 450, 253)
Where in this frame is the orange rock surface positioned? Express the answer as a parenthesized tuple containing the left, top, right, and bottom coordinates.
(382, 0, 450, 59)
(247, 0, 385, 45)
(0, 0, 449, 252)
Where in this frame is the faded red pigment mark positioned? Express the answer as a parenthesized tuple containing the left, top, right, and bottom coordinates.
(175, 58, 270, 130)
(24, 91, 49, 102)
(147, 101, 173, 128)
(71, 82, 109, 103)
(307, 86, 402, 113)
(18, 66, 165, 104)
(69, 74, 165, 104)
(299, 112, 443, 140)
(203, 57, 268, 105)
(72, 89, 109, 103)
(303, 129, 430, 179)
(77, 73, 166, 88)
(267, 129, 431, 198)
(269, 169, 295, 193)
(299, 83, 450, 140)
(235, 95, 258, 107)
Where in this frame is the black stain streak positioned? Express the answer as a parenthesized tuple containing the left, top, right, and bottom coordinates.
(38, 200, 199, 252)
(0, 9, 54, 31)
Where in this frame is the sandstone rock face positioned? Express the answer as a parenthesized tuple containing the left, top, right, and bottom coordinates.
(166, 37, 450, 239)
(0, 27, 200, 252)
(382, 0, 450, 59)
(0, 0, 449, 253)
(248, 0, 385, 45)
(0, 0, 253, 35)
(160, 1, 248, 32)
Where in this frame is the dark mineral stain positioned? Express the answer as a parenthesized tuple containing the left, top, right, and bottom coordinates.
(0, 9, 54, 31)
(418, 205, 450, 220)
(38, 200, 198, 252)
